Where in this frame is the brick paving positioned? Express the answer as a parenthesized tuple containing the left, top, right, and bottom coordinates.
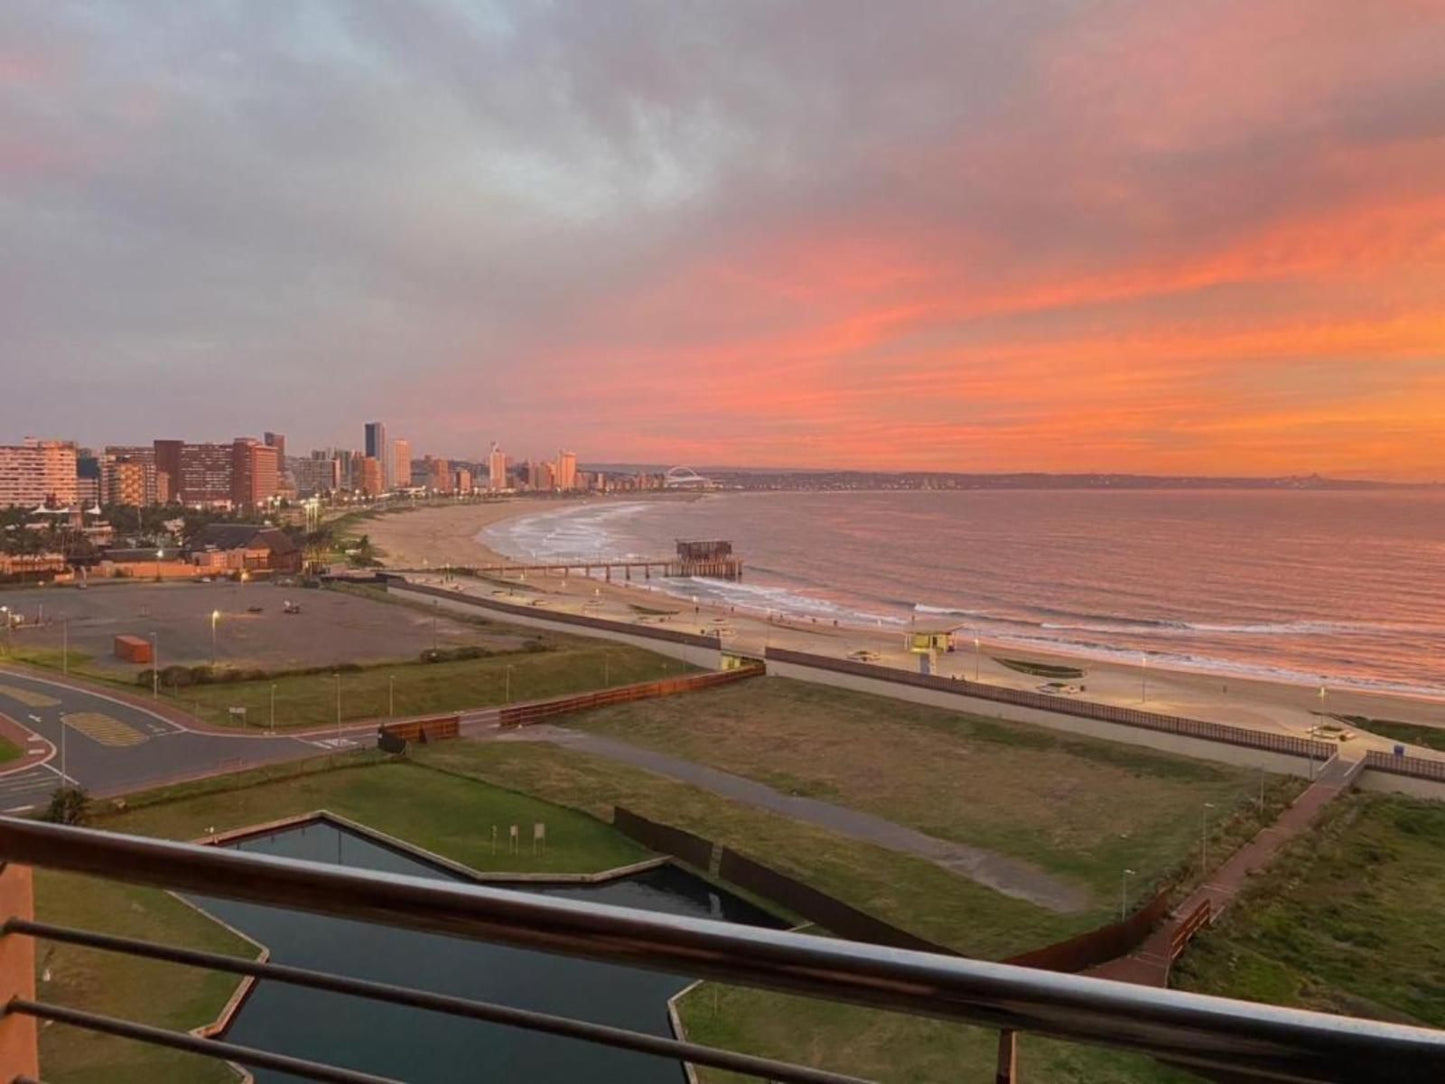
(1087, 753, 1365, 986)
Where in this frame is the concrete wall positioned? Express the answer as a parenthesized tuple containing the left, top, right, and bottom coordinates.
(1356, 768, 1445, 801)
(387, 584, 724, 671)
(765, 658, 1322, 777)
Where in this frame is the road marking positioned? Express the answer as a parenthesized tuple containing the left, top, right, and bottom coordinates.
(0, 684, 61, 709)
(62, 712, 148, 748)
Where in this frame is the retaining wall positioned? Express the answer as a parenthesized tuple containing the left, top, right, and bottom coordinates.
(612, 807, 716, 872)
(765, 648, 1332, 777)
(1358, 751, 1445, 800)
(383, 580, 723, 670)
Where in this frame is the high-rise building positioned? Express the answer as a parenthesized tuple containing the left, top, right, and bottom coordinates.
(231, 439, 279, 507)
(105, 458, 149, 506)
(426, 456, 452, 494)
(294, 453, 342, 496)
(531, 460, 555, 491)
(0, 439, 79, 508)
(263, 432, 286, 462)
(454, 468, 473, 495)
(152, 439, 183, 503)
(488, 443, 507, 491)
(359, 456, 383, 496)
(556, 450, 578, 491)
(76, 454, 102, 506)
(103, 446, 158, 504)
(392, 439, 411, 491)
(364, 422, 388, 489)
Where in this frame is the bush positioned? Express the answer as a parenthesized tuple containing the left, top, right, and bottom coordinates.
(44, 785, 90, 826)
(419, 645, 492, 664)
(161, 664, 194, 688)
(189, 664, 217, 684)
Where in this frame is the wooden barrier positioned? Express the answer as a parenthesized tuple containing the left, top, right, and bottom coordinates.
(766, 647, 1337, 762)
(1170, 899, 1213, 962)
(378, 714, 461, 745)
(498, 666, 764, 728)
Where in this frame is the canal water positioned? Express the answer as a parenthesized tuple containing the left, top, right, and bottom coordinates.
(191, 821, 784, 1083)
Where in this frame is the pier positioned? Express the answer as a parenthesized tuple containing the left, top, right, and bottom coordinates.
(464, 540, 743, 583)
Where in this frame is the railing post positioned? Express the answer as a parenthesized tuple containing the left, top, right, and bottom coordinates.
(995, 1027, 1017, 1083)
(0, 862, 39, 1080)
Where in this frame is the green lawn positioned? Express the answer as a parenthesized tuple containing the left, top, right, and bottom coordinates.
(35, 871, 258, 1084)
(0, 735, 20, 763)
(34, 753, 652, 1083)
(162, 642, 693, 730)
(564, 678, 1304, 914)
(1173, 793, 1445, 1028)
(680, 986, 1198, 1084)
(1334, 715, 1445, 754)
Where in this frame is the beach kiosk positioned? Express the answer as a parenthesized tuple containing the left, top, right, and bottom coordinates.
(905, 623, 961, 675)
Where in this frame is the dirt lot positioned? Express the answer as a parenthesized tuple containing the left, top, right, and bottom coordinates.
(0, 581, 527, 673)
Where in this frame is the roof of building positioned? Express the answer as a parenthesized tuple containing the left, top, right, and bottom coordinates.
(189, 524, 298, 554)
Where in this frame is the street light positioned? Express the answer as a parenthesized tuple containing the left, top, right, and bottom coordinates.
(505, 664, 513, 704)
(974, 634, 981, 682)
(1201, 802, 1216, 874)
(270, 683, 277, 733)
(0, 606, 9, 656)
(210, 609, 221, 665)
(335, 672, 342, 745)
(155, 548, 164, 582)
(389, 674, 395, 717)
(1120, 868, 1135, 921)
(61, 618, 68, 678)
(1140, 653, 1149, 703)
(150, 633, 158, 698)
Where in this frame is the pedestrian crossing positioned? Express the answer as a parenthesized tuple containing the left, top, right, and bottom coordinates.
(62, 712, 149, 748)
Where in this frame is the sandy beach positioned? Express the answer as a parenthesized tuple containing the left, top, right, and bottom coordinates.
(364, 500, 1445, 755)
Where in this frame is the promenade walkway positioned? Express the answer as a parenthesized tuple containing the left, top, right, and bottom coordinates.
(1088, 753, 1366, 986)
(495, 723, 1090, 914)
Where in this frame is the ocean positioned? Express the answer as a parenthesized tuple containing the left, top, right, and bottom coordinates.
(481, 489, 1445, 698)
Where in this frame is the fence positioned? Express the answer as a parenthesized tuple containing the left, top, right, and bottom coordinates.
(1170, 899, 1214, 963)
(1364, 749, 1445, 782)
(378, 714, 461, 745)
(1004, 887, 1173, 973)
(378, 576, 723, 650)
(498, 666, 763, 728)
(765, 647, 1337, 762)
(612, 807, 716, 871)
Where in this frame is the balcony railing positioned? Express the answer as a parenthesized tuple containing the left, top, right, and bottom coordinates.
(1, 815, 1442, 1083)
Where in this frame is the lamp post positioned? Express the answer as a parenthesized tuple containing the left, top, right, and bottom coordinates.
(61, 618, 68, 677)
(1201, 802, 1215, 874)
(210, 609, 221, 666)
(155, 548, 164, 582)
(150, 633, 158, 698)
(1120, 868, 1135, 921)
(1, 606, 9, 656)
(270, 683, 277, 733)
(505, 664, 513, 704)
(974, 634, 981, 682)
(389, 674, 395, 718)
(1140, 654, 1148, 703)
(335, 672, 342, 745)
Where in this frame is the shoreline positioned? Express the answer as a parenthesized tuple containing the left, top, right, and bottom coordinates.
(363, 499, 1445, 743)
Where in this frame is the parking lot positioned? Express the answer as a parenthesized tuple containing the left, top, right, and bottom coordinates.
(0, 581, 528, 675)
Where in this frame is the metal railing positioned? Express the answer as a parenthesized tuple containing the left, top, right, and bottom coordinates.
(2, 816, 1443, 1083)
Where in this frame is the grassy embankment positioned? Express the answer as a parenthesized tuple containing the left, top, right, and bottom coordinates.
(565, 678, 1304, 912)
(1173, 792, 1445, 1028)
(37, 753, 650, 1084)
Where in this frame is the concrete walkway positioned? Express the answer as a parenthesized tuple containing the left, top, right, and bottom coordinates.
(1088, 753, 1366, 985)
(495, 724, 1090, 914)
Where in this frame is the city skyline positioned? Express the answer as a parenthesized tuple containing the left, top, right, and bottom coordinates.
(3, 3, 1442, 479)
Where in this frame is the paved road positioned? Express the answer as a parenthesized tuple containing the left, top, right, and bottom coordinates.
(497, 723, 1090, 913)
(0, 668, 369, 812)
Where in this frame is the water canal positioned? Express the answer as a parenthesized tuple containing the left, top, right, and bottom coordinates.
(190, 820, 783, 1083)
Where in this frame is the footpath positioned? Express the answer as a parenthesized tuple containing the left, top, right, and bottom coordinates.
(1088, 753, 1367, 986)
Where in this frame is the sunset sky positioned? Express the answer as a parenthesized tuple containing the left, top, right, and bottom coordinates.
(2, 2, 1442, 478)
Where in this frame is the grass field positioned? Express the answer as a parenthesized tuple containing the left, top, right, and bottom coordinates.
(35, 754, 652, 1083)
(0, 735, 19, 763)
(1336, 715, 1445, 753)
(1173, 793, 1445, 1028)
(565, 678, 1304, 912)
(166, 641, 693, 729)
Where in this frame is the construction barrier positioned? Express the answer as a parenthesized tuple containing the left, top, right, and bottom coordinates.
(765, 647, 1338, 763)
(498, 666, 763, 728)
(378, 714, 461, 745)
